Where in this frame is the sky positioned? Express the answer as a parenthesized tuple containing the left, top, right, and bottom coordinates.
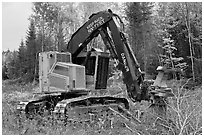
(2, 2, 32, 51)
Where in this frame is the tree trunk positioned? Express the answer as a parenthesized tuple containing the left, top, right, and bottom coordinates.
(142, 28, 147, 73)
(41, 16, 45, 52)
(182, 3, 195, 81)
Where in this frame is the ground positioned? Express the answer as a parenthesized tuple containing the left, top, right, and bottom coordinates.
(2, 80, 202, 135)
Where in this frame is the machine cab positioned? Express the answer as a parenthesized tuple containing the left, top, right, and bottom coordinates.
(75, 48, 110, 90)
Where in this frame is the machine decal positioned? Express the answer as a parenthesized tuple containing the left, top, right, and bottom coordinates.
(87, 17, 105, 33)
(121, 53, 129, 72)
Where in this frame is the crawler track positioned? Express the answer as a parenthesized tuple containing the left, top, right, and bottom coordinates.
(17, 88, 154, 135)
(52, 95, 130, 121)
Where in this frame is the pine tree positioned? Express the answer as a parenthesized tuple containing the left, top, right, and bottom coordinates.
(18, 39, 27, 78)
(160, 2, 202, 82)
(25, 19, 38, 82)
(5, 50, 19, 79)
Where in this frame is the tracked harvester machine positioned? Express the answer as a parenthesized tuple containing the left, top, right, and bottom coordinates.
(17, 9, 174, 127)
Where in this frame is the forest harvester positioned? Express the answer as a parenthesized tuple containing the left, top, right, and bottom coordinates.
(17, 9, 174, 128)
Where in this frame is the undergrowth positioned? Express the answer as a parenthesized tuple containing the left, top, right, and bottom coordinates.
(2, 79, 202, 135)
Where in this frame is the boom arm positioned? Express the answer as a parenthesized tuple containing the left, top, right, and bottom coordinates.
(67, 9, 145, 102)
(67, 10, 112, 59)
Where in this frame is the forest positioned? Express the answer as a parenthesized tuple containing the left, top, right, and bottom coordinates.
(2, 2, 202, 85)
(2, 2, 202, 135)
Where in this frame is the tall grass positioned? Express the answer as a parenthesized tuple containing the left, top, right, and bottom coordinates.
(2, 81, 134, 135)
(2, 79, 202, 135)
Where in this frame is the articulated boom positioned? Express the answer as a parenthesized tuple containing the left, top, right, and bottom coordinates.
(67, 9, 145, 102)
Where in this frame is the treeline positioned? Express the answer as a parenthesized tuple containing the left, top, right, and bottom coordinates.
(2, 20, 39, 82)
(2, 2, 202, 84)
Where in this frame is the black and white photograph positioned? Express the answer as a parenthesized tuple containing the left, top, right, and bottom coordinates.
(2, 1, 202, 135)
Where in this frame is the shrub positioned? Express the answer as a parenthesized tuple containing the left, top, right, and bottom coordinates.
(159, 79, 202, 135)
